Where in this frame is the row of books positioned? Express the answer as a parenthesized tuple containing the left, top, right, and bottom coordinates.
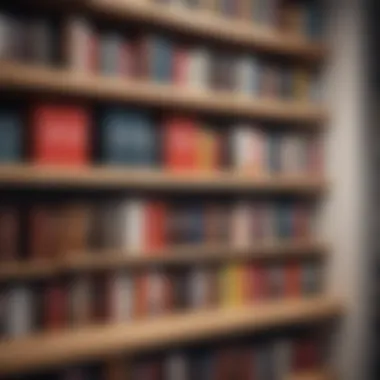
(0, 200, 315, 261)
(0, 261, 321, 338)
(152, 0, 323, 40)
(0, 105, 322, 173)
(0, 12, 321, 101)
(11, 330, 326, 379)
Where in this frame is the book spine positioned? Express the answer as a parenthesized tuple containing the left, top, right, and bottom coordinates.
(6, 284, 34, 338)
(231, 201, 251, 248)
(44, 280, 68, 331)
(0, 110, 22, 163)
(0, 206, 19, 261)
(146, 201, 166, 252)
(109, 271, 133, 322)
(70, 275, 93, 326)
(165, 352, 188, 380)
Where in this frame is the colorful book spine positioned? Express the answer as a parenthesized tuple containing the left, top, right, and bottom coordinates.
(188, 47, 210, 89)
(196, 125, 221, 171)
(109, 271, 133, 322)
(30, 104, 90, 166)
(44, 280, 68, 330)
(0, 110, 22, 163)
(100, 108, 155, 166)
(231, 201, 251, 248)
(146, 201, 167, 252)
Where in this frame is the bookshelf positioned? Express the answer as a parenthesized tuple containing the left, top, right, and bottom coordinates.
(0, 239, 327, 280)
(0, 164, 327, 192)
(0, 62, 327, 123)
(0, 0, 338, 378)
(0, 296, 342, 376)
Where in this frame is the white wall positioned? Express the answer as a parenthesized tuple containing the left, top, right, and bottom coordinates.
(322, 0, 370, 378)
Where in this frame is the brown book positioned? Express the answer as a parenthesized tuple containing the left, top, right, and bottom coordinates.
(58, 203, 92, 257)
(0, 205, 19, 261)
(104, 358, 128, 380)
(70, 274, 93, 326)
(28, 205, 60, 260)
(44, 279, 68, 331)
(205, 204, 229, 244)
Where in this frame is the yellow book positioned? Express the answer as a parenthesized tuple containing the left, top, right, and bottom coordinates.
(219, 264, 244, 307)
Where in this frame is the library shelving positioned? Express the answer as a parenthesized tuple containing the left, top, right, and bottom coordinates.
(0, 62, 327, 124)
(0, 296, 342, 376)
(0, 239, 327, 280)
(0, 164, 327, 192)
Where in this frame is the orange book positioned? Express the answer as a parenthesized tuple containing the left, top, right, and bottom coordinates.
(286, 262, 301, 297)
(145, 201, 166, 253)
(134, 273, 148, 318)
(197, 125, 221, 170)
(30, 104, 90, 166)
(163, 116, 198, 171)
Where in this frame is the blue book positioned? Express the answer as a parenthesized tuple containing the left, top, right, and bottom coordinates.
(101, 108, 155, 166)
(305, 0, 323, 39)
(0, 111, 22, 163)
(185, 205, 204, 243)
(276, 202, 292, 239)
(150, 36, 172, 83)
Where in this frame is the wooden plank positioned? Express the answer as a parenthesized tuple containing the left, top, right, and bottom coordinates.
(86, 0, 326, 61)
(287, 369, 336, 380)
(0, 164, 327, 193)
(0, 239, 327, 280)
(0, 297, 343, 375)
(0, 62, 327, 123)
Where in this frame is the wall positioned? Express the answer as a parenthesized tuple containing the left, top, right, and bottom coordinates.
(321, 0, 370, 379)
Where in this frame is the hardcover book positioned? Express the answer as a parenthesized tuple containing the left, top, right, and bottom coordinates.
(0, 110, 22, 163)
(44, 280, 68, 330)
(30, 104, 90, 166)
(69, 275, 93, 326)
(0, 206, 19, 261)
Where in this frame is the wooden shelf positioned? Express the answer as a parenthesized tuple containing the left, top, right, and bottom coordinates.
(0, 296, 343, 375)
(0, 239, 327, 280)
(0, 164, 327, 193)
(287, 369, 335, 380)
(0, 62, 327, 123)
(84, 0, 326, 61)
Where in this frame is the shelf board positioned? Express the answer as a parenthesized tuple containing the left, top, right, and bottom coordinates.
(0, 296, 343, 375)
(0, 164, 327, 193)
(0, 62, 327, 123)
(0, 239, 327, 280)
(85, 0, 326, 61)
(287, 369, 335, 380)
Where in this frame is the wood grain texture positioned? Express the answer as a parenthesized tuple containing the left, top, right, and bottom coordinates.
(0, 297, 343, 375)
(0, 239, 327, 280)
(86, 0, 326, 60)
(0, 62, 327, 123)
(0, 164, 328, 193)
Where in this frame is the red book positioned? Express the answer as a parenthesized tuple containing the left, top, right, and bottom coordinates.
(293, 338, 319, 371)
(146, 201, 166, 252)
(0, 206, 19, 261)
(44, 281, 67, 330)
(163, 116, 198, 171)
(285, 262, 301, 297)
(173, 46, 189, 86)
(30, 104, 90, 166)
(134, 273, 148, 319)
(251, 264, 268, 301)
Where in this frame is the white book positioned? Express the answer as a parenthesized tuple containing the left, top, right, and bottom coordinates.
(231, 124, 252, 170)
(7, 285, 33, 338)
(110, 271, 133, 322)
(66, 17, 92, 71)
(188, 47, 210, 90)
(165, 352, 188, 380)
(231, 201, 251, 248)
(119, 199, 145, 254)
(235, 55, 259, 95)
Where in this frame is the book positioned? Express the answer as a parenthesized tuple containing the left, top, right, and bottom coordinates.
(204, 204, 229, 244)
(58, 203, 91, 257)
(163, 116, 198, 171)
(99, 31, 124, 75)
(109, 271, 133, 322)
(188, 47, 211, 89)
(273, 339, 292, 379)
(231, 201, 251, 248)
(69, 275, 93, 326)
(293, 203, 312, 239)
(146, 201, 167, 252)
(30, 104, 90, 166)
(276, 202, 292, 239)
(173, 45, 190, 86)
(0, 206, 19, 261)
(197, 124, 221, 170)
(25, 19, 54, 65)
(301, 262, 322, 295)
(0, 13, 26, 61)
(235, 55, 260, 95)
(170, 268, 191, 310)
(188, 266, 208, 309)
(293, 68, 311, 100)
(0, 109, 22, 163)
(260, 63, 280, 97)
(267, 264, 285, 299)
(165, 352, 189, 380)
(44, 280, 68, 330)
(92, 273, 111, 323)
(64, 17, 97, 72)
(251, 264, 268, 300)
(100, 108, 155, 166)
(146, 269, 168, 316)
(134, 272, 148, 318)
(118, 199, 145, 253)
(28, 205, 61, 260)
(6, 284, 34, 338)
(285, 262, 301, 297)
